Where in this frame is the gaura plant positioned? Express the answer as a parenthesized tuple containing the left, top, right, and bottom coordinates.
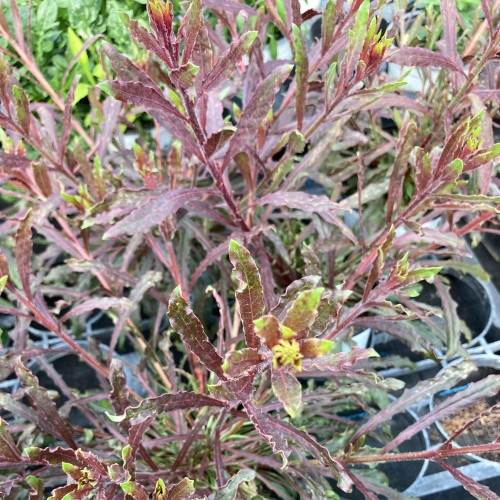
(1, 0, 500, 498)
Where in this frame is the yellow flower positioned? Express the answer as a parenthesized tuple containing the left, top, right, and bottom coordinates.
(272, 339, 303, 371)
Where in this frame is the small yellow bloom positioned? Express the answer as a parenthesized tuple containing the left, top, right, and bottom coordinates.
(272, 339, 303, 371)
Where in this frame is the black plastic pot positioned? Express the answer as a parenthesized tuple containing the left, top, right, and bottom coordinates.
(333, 406, 429, 498)
(430, 355, 500, 464)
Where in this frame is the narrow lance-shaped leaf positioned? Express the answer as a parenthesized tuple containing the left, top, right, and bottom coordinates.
(214, 469, 256, 500)
(221, 64, 293, 171)
(201, 31, 257, 93)
(12, 85, 30, 134)
(272, 276, 321, 319)
(348, 360, 476, 447)
(168, 287, 226, 378)
(321, 0, 336, 55)
(292, 24, 308, 131)
(434, 279, 461, 357)
(282, 288, 324, 339)
(388, 46, 467, 74)
(224, 348, 265, 378)
(15, 209, 33, 300)
(382, 374, 500, 453)
(387, 119, 416, 222)
(439, 0, 464, 87)
(209, 373, 255, 405)
(111, 391, 225, 426)
(310, 289, 352, 335)
(245, 403, 353, 492)
(437, 460, 500, 500)
(107, 271, 162, 364)
(0, 418, 22, 460)
(182, 0, 203, 64)
(167, 477, 196, 500)
(15, 359, 78, 449)
(341, 0, 369, 82)
(103, 188, 216, 239)
(110, 360, 131, 418)
(271, 368, 302, 418)
(256, 191, 345, 213)
(229, 240, 264, 348)
(100, 81, 202, 160)
(120, 481, 149, 500)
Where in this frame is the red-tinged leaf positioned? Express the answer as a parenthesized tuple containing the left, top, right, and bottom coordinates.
(12, 85, 30, 135)
(282, 288, 324, 340)
(254, 315, 281, 349)
(300, 339, 334, 358)
(120, 481, 149, 500)
(201, 31, 257, 93)
(168, 286, 226, 378)
(302, 346, 378, 372)
(243, 402, 291, 466)
(341, 0, 369, 82)
(0, 152, 31, 168)
(125, 417, 154, 473)
(209, 373, 255, 405)
(382, 374, 500, 453)
(224, 348, 266, 378)
(15, 209, 33, 300)
(271, 368, 301, 418)
(170, 62, 200, 89)
(103, 188, 215, 239)
(214, 424, 227, 488)
(110, 360, 131, 417)
(0, 418, 21, 460)
(206, 128, 235, 158)
(387, 119, 417, 222)
(221, 64, 293, 170)
(439, 0, 465, 87)
(480, 0, 494, 35)
(74, 449, 107, 476)
(229, 240, 264, 349)
(310, 289, 352, 335)
(107, 271, 162, 363)
(347, 360, 476, 446)
(15, 359, 78, 449)
(61, 297, 132, 322)
(101, 80, 204, 159)
(321, 0, 336, 55)
(292, 24, 308, 131)
(388, 47, 466, 74)
(256, 191, 345, 214)
(97, 97, 122, 163)
(167, 477, 196, 500)
(214, 469, 255, 500)
(192, 23, 212, 93)
(203, 0, 260, 16)
(247, 405, 352, 492)
(59, 76, 79, 165)
(113, 391, 225, 426)
(182, 0, 203, 64)
(434, 279, 461, 357)
(272, 276, 321, 319)
(24, 446, 84, 467)
(48, 484, 78, 500)
(32, 162, 53, 197)
(120, 12, 170, 67)
(437, 460, 500, 500)
(102, 42, 160, 91)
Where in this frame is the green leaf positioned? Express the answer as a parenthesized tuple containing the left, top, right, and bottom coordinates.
(0, 418, 21, 460)
(214, 469, 256, 500)
(282, 288, 324, 339)
(0, 275, 7, 296)
(321, 0, 336, 55)
(292, 24, 308, 131)
(168, 286, 226, 378)
(202, 31, 257, 93)
(166, 477, 195, 500)
(12, 86, 30, 134)
(171, 62, 199, 89)
(343, 0, 369, 79)
(300, 339, 334, 358)
(120, 481, 148, 500)
(254, 315, 281, 348)
(271, 368, 302, 418)
(229, 240, 264, 348)
(68, 27, 95, 85)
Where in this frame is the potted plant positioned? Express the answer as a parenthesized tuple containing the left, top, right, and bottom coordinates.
(1, 0, 500, 498)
